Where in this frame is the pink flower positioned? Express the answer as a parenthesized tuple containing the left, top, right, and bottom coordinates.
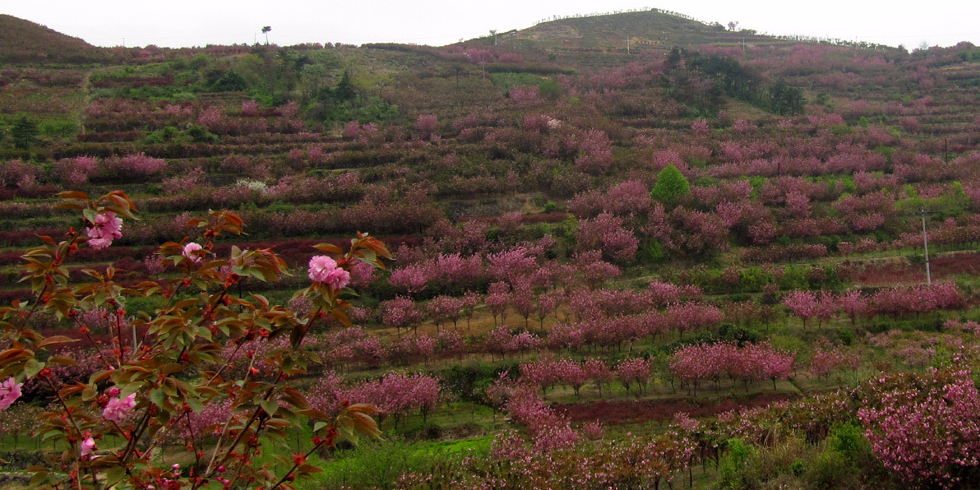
(102, 393, 136, 423)
(86, 211, 123, 250)
(308, 255, 350, 289)
(0, 377, 23, 410)
(182, 242, 204, 263)
(80, 436, 96, 458)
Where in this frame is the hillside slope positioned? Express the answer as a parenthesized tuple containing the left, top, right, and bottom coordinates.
(0, 14, 107, 63)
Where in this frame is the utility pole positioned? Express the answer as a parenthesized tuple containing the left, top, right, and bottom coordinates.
(921, 207, 931, 285)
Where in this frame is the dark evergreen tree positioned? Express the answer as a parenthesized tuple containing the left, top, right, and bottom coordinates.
(651, 164, 690, 207)
(10, 115, 38, 149)
(335, 70, 356, 101)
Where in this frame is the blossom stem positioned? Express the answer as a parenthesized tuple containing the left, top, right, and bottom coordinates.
(268, 441, 326, 490)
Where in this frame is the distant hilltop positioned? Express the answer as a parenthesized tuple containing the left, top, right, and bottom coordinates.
(500, 9, 897, 55)
(0, 14, 108, 63)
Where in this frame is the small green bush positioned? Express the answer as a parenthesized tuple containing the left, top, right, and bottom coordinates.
(719, 438, 755, 489)
(829, 422, 866, 464)
(806, 447, 853, 489)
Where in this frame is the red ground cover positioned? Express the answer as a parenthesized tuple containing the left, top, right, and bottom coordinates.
(554, 392, 794, 425)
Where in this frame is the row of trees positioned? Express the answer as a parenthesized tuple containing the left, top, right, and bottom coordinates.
(783, 284, 964, 328)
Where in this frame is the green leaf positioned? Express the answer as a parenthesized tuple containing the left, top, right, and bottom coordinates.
(41, 430, 62, 442)
(265, 431, 287, 444)
(338, 422, 357, 444)
(23, 359, 44, 379)
(186, 397, 204, 414)
(149, 388, 167, 409)
(358, 250, 378, 267)
(29, 470, 51, 488)
(260, 400, 278, 416)
(48, 355, 77, 366)
(105, 465, 127, 486)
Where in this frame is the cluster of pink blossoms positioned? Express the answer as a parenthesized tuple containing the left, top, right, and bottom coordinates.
(0, 377, 23, 410)
(102, 392, 137, 423)
(86, 211, 123, 250)
(308, 255, 350, 289)
(80, 434, 96, 458)
(182, 242, 204, 263)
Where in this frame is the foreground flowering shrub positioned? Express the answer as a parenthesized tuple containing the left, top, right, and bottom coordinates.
(0, 190, 392, 489)
(858, 368, 980, 489)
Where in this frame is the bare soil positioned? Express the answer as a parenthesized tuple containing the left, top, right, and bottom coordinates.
(553, 392, 794, 425)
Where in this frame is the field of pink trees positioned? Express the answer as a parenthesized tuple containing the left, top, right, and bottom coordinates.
(4, 8, 980, 490)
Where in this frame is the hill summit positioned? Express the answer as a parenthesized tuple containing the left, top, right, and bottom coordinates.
(0, 14, 107, 63)
(503, 9, 791, 54)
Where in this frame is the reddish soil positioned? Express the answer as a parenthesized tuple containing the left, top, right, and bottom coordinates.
(849, 251, 980, 286)
(554, 392, 794, 425)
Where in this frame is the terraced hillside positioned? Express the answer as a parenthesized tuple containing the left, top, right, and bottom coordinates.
(3, 9, 980, 490)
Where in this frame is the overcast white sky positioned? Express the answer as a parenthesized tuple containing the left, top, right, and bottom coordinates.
(6, 1, 980, 50)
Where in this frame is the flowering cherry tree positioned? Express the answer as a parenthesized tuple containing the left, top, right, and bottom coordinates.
(671, 342, 795, 394)
(574, 129, 613, 174)
(382, 296, 423, 334)
(616, 357, 652, 395)
(809, 346, 861, 379)
(783, 290, 818, 329)
(427, 295, 463, 331)
(858, 369, 980, 488)
(485, 282, 512, 326)
(839, 289, 868, 325)
(416, 114, 438, 138)
(0, 191, 391, 490)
